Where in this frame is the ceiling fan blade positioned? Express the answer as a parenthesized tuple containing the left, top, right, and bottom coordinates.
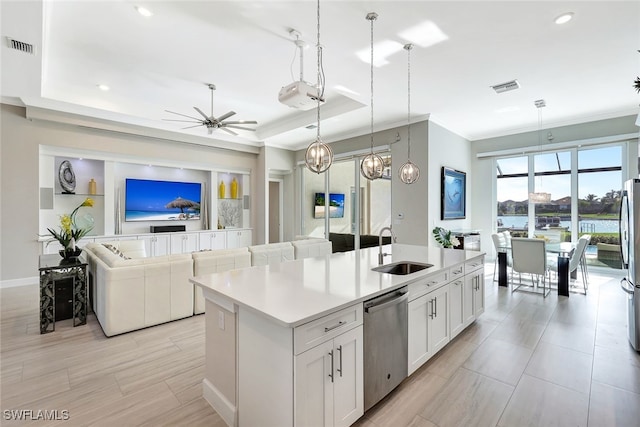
(194, 107, 212, 121)
(216, 111, 236, 122)
(222, 120, 258, 125)
(165, 110, 203, 121)
(224, 125, 256, 132)
(163, 118, 203, 123)
(220, 127, 238, 136)
(181, 124, 205, 130)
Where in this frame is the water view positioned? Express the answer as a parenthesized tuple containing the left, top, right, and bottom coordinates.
(497, 215, 619, 233)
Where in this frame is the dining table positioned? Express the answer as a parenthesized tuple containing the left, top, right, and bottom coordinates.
(497, 240, 575, 297)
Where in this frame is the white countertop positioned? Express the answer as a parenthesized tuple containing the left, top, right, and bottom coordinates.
(191, 244, 484, 328)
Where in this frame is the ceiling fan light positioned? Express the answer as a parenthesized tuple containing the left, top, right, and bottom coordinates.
(399, 160, 420, 184)
(360, 152, 385, 180)
(305, 137, 333, 174)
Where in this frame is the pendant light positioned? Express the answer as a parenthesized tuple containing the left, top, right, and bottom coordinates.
(304, 0, 333, 174)
(528, 99, 551, 203)
(360, 12, 384, 181)
(398, 43, 420, 184)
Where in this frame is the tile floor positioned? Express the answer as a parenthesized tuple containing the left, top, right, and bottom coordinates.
(1, 266, 639, 426)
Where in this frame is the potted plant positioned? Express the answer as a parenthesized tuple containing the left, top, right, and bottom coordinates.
(46, 198, 94, 259)
(432, 226, 460, 249)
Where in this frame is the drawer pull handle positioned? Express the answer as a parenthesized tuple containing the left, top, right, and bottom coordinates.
(428, 281, 437, 286)
(324, 321, 346, 332)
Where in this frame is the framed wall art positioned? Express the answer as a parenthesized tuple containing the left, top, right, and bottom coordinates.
(441, 166, 466, 220)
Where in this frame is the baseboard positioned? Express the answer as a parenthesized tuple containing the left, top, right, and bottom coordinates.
(0, 276, 38, 289)
(202, 378, 236, 427)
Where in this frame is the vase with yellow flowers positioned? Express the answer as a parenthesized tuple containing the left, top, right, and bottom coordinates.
(47, 198, 94, 259)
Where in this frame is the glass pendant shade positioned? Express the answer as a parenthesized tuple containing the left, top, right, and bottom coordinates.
(528, 192, 551, 204)
(399, 43, 420, 185)
(305, 137, 333, 174)
(399, 160, 420, 184)
(360, 152, 384, 180)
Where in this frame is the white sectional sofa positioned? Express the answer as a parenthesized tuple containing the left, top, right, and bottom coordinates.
(192, 248, 252, 314)
(84, 237, 332, 336)
(84, 241, 194, 337)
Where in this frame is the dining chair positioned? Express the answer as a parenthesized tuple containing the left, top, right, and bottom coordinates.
(548, 235, 590, 294)
(510, 237, 550, 297)
(491, 232, 511, 281)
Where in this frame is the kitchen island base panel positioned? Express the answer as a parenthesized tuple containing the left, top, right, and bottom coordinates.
(203, 378, 236, 427)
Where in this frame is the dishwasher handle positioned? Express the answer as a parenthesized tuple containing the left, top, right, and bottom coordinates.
(364, 289, 408, 314)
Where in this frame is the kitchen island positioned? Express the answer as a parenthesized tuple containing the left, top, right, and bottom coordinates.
(191, 244, 485, 427)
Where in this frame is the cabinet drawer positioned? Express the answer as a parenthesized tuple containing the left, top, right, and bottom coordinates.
(408, 270, 449, 301)
(294, 303, 363, 355)
(465, 257, 484, 274)
(450, 264, 465, 279)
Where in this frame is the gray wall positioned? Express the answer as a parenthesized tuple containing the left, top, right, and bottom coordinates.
(0, 103, 259, 282)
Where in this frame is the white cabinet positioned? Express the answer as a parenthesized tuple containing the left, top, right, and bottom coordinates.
(198, 230, 227, 251)
(226, 229, 252, 248)
(449, 278, 465, 338)
(408, 281, 450, 375)
(462, 274, 476, 328)
(295, 325, 363, 427)
(464, 259, 485, 318)
(170, 232, 199, 254)
(472, 268, 485, 317)
(138, 234, 170, 257)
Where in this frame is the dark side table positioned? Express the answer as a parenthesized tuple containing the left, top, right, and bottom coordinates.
(38, 254, 88, 334)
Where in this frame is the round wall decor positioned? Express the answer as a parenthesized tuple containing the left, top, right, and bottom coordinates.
(58, 160, 76, 194)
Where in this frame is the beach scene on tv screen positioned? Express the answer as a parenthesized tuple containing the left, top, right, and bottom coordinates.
(125, 179, 201, 221)
(314, 193, 345, 218)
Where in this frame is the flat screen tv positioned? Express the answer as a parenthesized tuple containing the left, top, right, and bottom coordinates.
(314, 192, 345, 219)
(125, 178, 202, 222)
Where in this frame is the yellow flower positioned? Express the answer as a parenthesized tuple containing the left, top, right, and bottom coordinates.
(82, 198, 94, 208)
(60, 214, 72, 234)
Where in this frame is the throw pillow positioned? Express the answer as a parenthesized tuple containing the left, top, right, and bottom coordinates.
(102, 243, 131, 260)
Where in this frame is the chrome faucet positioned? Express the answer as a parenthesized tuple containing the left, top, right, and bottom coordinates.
(378, 226, 397, 265)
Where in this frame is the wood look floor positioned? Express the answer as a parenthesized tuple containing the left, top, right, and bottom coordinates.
(2, 266, 639, 426)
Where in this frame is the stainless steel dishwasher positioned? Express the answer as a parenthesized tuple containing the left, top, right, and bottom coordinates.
(363, 286, 408, 411)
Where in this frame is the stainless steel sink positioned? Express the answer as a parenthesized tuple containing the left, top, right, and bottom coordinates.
(372, 261, 433, 275)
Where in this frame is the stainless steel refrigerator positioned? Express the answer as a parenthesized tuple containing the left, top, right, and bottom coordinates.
(620, 178, 640, 351)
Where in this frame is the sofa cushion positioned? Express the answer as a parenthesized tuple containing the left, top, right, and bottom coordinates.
(291, 238, 332, 259)
(249, 242, 295, 266)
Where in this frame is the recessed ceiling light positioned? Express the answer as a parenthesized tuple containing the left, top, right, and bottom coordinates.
(97, 84, 110, 91)
(554, 12, 574, 24)
(135, 6, 153, 17)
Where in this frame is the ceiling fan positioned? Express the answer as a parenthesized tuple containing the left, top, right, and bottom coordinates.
(164, 83, 257, 136)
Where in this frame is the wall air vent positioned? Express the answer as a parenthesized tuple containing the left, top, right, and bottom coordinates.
(491, 79, 519, 94)
(6, 37, 36, 55)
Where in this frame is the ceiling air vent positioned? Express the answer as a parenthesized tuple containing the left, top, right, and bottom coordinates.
(6, 37, 36, 55)
(491, 79, 519, 94)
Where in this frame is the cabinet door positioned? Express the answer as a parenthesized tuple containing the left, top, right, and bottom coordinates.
(295, 340, 334, 427)
(332, 325, 363, 427)
(463, 274, 476, 327)
(429, 285, 449, 355)
(238, 230, 252, 247)
(473, 269, 485, 317)
(227, 230, 252, 249)
(199, 231, 226, 250)
(408, 294, 430, 375)
(170, 232, 199, 254)
(140, 235, 170, 257)
(448, 279, 465, 338)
